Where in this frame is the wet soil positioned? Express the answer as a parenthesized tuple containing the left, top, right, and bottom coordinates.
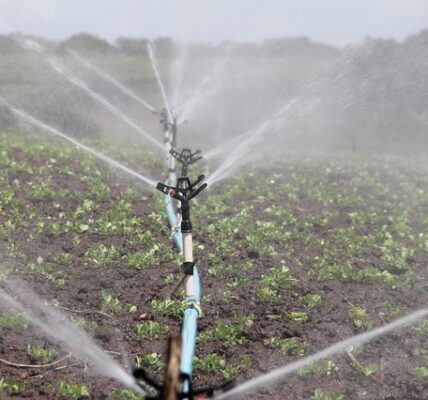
(0, 155, 427, 400)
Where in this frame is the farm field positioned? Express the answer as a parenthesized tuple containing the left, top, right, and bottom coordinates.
(0, 132, 427, 399)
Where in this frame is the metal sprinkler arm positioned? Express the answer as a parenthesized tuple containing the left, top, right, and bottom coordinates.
(156, 175, 207, 205)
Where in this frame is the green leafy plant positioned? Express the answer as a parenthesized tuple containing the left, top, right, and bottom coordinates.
(57, 380, 89, 400)
(0, 377, 25, 395)
(136, 352, 165, 371)
(312, 389, 345, 400)
(194, 353, 251, 379)
(199, 321, 246, 345)
(0, 310, 29, 329)
(413, 367, 428, 378)
(270, 337, 311, 356)
(150, 299, 186, 318)
(108, 389, 145, 400)
(135, 321, 169, 340)
(27, 344, 58, 363)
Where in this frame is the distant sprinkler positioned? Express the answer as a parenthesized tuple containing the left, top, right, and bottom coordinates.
(170, 148, 203, 177)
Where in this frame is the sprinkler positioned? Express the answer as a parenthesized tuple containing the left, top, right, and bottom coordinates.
(170, 148, 203, 177)
(159, 108, 170, 135)
(134, 175, 234, 399)
(134, 173, 232, 400)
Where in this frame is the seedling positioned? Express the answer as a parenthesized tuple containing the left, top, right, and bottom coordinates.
(312, 389, 345, 400)
(57, 380, 90, 400)
(135, 321, 169, 340)
(27, 344, 58, 363)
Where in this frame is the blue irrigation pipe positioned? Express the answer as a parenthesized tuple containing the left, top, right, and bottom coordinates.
(157, 110, 205, 397)
(159, 170, 206, 399)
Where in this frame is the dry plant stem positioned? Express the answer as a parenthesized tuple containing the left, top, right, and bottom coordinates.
(168, 275, 186, 299)
(345, 350, 378, 381)
(0, 353, 72, 369)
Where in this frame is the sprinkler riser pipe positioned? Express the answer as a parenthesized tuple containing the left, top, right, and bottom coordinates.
(183, 233, 193, 263)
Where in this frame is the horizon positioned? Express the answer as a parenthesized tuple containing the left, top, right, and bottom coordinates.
(0, 0, 427, 47)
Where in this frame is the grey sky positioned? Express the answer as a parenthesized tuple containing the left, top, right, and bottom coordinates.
(0, 0, 427, 46)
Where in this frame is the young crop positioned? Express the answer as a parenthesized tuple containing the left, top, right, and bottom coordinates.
(150, 299, 186, 318)
(298, 360, 338, 377)
(199, 321, 246, 345)
(413, 367, 428, 378)
(101, 291, 122, 313)
(28, 257, 65, 286)
(270, 337, 311, 356)
(285, 311, 309, 323)
(84, 244, 121, 267)
(300, 294, 322, 310)
(135, 321, 169, 340)
(412, 320, 428, 334)
(257, 265, 297, 302)
(351, 361, 383, 377)
(108, 389, 145, 400)
(27, 344, 58, 363)
(136, 352, 165, 371)
(57, 380, 90, 400)
(70, 316, 98, 333)
(312, 389, 345, 400)
(0, 310, 29, 329)
(0, 377, 25, 395)
(194, 353, 251, 379)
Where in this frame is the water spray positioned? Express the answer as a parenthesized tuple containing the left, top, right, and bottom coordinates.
(0, 283, 146, 395)
(5, 101, 157, 188)
(214, 307, 428, 400)
(67, 48, 156, 113)
(147, 42, 173, 124)
(15, 36, 165, 151)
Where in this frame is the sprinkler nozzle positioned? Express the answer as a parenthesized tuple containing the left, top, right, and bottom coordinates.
(156, 176, 207, 203)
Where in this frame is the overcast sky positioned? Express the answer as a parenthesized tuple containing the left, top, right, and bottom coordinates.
(0, 0, 427, 46)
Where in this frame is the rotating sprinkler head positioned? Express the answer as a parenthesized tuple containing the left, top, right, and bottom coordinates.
(157, 175, 206, 206)
(157, 175, 206, 233)
(170, 148, 203, 177)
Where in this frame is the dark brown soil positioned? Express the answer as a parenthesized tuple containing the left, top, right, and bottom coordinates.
(0, 152, 427, 400)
